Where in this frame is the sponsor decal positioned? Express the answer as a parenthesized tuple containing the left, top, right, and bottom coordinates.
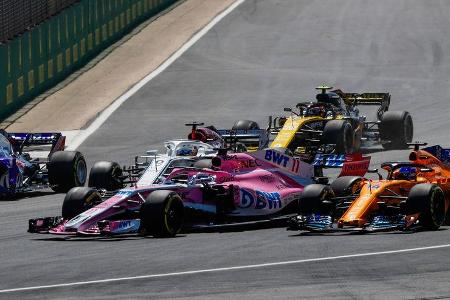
(109, 219, 141, 234)
(115, 190, 134, 199)
(250, 149, 314, 178)
(239, 189, 282, 209)
(240, 159, 261, 168)
(264, 149, 289, 167)
(259, 174, 275, 183)
(339, 157, 370, 177)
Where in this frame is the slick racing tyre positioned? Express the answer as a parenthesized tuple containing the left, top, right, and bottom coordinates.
(322, 120, 354, 154)
(379, 111, 413, 150)
(48, 151, 87, 193)
(406, 184, 445, 230)
(62, 187, 101, 220)
(140, 190, 184, 238)
(88, 161, 123, 191)
(331, 176, 363, 197)
(298, 184, 335, 215)
(232, 120, 260, 130)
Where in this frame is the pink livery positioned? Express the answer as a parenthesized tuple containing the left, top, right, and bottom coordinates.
(29, 148, 366, 237)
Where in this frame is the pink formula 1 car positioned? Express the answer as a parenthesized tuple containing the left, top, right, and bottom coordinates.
(28, 149, 368, 237)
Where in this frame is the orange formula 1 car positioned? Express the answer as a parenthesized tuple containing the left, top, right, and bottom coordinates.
(288, 143, 450, 233)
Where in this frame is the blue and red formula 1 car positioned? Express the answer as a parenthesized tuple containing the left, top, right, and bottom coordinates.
(0, 130, 87, 197)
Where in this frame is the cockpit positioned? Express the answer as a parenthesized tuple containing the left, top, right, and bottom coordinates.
(164, 140, 216, 158)
(391, 166, 417, 180)
(381, 162, 431, 181)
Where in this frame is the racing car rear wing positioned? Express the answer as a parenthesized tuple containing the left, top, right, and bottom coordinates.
(338, 92, 390, 107)
(313, 153, 371, 177)
(216, 129, 269, 150)
(7, 132, 65, 155)
(334, 91, 390, 120)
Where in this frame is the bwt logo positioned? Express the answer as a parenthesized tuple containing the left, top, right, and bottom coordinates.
(239, 189, 282, 209)
(118, 220, 133, 229)
(265, 149, 290, 167)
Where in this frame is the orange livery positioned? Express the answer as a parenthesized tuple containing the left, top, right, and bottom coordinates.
(288, 143, 450, 232)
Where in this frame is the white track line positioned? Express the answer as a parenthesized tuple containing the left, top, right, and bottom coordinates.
(1, 244, 450, 294)
(66, 0, 246, 151)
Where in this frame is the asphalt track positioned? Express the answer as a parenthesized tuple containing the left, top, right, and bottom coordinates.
(2, 0, 450, 298)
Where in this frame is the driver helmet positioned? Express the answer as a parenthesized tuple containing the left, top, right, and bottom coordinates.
(306, 106, 325, 117)
(393, 166, 417, 180)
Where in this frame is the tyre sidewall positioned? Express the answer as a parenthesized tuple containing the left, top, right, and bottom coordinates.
(407, 184, 445, 230)
(140, 191, 184, 237)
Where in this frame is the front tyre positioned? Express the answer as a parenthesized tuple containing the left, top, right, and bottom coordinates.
(48, 151, 87, 193)
(62, 187, 101, 220)
(298, 184, 335, 215)
(406, 184, 445, 230)
(139, 190, 184, 237)
(331, 176, 363, 197)
(322, 120, 354, 154)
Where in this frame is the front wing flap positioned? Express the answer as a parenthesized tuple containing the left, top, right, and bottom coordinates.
(288, 214, 420, 233)
(28, 216, 64, 233)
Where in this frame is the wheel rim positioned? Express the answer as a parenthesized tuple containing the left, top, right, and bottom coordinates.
(76, 159, 87, 185)
(164, 198, 183, 235)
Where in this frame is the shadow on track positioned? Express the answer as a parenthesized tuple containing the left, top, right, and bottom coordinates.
(288, 227, 448, 237)
(1, 190, 58, 201)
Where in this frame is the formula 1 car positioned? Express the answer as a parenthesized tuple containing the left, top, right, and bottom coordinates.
(85, 122, 269, 191)
(87, 138, 219, 191)
(28, 148, 368, 237)
(288, 143, 450, 233)
(187, 121, 269, 152)
(269, 85, 413, 154)
(0, 130, 87, 197)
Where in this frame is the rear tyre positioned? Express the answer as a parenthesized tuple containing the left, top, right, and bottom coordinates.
(331, 176, 363, 197)
(322, 120, 354, 154)
(139, 190, 184, 237)
(232, 120, 260, 130)
(380, 111, 413, 150)
(62, 187, 101, 220)
(298, 184, 335, 215)
(48, 151, 87, 193)
(88, 161, 123, 191)
(406, 184, 445, 230)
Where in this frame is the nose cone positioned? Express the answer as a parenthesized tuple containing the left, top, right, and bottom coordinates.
(338, 218, 365, 228)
